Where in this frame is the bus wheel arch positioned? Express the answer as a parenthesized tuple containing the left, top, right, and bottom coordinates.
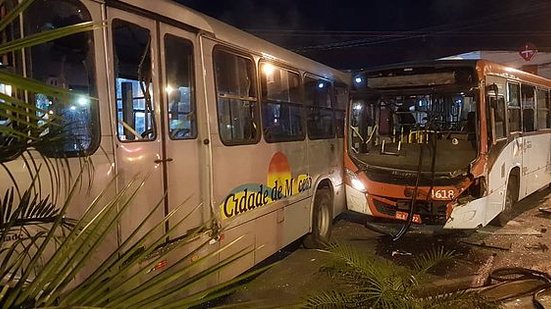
(303, 179, 334, 249)
(492, 168, 520, 226)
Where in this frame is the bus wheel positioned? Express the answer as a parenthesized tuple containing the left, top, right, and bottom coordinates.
(492, 175, 518, 227)
(303, 188, 333, 249)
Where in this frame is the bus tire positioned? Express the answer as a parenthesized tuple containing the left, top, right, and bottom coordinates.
(492, 174, 518, 227)
(303, 188, 333, 249)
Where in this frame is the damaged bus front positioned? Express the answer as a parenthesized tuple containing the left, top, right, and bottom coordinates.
(345, 62, 490, 231)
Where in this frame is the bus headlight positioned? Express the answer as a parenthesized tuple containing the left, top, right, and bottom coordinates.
(345, 169, 366, 192)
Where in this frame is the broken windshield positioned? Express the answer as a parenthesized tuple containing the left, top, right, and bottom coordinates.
(349, 90, 478, 174)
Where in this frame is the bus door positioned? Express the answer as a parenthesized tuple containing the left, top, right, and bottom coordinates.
(158, 24, 204, 236)
(107, 8, 203, 241)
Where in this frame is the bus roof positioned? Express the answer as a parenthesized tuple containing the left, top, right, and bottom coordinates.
(109, 0, 350, 84)
(476, 59, 551, 87)
(356, 59, 551, 87)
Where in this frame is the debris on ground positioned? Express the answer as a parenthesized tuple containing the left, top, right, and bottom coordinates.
(460, 240, 511, 251)
(471, 254, 496, 287)
(538, 207, 551, 215)
(476, 226, 542, 236)
(391, 249, 412, 257)
(524, 242, 549, 252)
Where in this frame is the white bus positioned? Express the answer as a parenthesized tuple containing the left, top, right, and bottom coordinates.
(0, 0, 349, 281)
(345, 60, 551, 233)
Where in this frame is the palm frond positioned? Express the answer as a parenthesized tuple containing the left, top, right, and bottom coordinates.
(0, 0, 35, 32)
(0, 187, 59, 231)
(1, 169, 84, 308)
(412, 247, 457, 276)
(174, 262, 277, 309)
(0, 167, 254, 308)
(326, 242, 386, 279)
(0, 21, 101, 55)
(25, 175, 144, 306)
(61, 197, 199, 305)
(0, 232, 46, 284)
(130, 240, 253, 308)
(307, 242, 491, 309)
(314, 243, 418, 309)
(325, 243, 413, 288)
(0, 70, 89, 103)
(302, 290, 354, 309)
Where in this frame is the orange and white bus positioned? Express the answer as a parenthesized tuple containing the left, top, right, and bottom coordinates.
(345, 60, 551, 232)
(0, 0, 349, 280)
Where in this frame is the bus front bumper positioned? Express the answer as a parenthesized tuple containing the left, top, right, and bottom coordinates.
(346, 185, 488, 230)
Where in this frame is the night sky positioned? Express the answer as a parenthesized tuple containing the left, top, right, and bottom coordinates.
(176, 0, 551, 70)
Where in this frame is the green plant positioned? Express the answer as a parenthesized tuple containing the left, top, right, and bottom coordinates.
(0, 0, 99, 204)
(0, 173, 265, 308)
(303, 243, 498, 309)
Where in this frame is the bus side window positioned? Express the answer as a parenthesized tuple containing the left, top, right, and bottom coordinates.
(507, 83, 521, 133)
(25, 0, 99, 156)
(537, 89, 551, 130)
(488, 95, 506, 141)
(214, 49, 259, 145)
(521, 84, 535, 132)
(305, 77, 335, 140)
(260, 63, 303, 142)
(113, 20, 156, 142)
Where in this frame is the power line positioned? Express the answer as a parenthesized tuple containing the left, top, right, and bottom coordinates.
(246, 30, 551, 38)
(253, 3, 551, 52)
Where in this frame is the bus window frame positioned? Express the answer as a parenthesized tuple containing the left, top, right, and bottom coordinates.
(536, 88, 551, 131)
(26, 0, 101, 157)
(506, 81, 522, 135)
(163, 33, 197, 141)
(112, 18, 158, 144)
(213, 45, 261, 146)
(259, 60, 305, 143)
(520, 83, 536, 133)
(488, 95, 507, 145)
(304, 73, 336, 140)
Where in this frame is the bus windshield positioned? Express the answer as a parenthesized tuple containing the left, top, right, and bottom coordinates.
(349, 89, 478, 175)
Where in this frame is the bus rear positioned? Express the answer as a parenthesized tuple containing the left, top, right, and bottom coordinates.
(345, 61, 488, 230)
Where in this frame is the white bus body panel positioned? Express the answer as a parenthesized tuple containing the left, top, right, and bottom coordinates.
(522, 134, 551, 196)
(445, 132, 551, 229)
(345, 185, 371, 215)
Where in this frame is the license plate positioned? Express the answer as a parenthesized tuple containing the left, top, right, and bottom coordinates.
(395, 211, 421, 224)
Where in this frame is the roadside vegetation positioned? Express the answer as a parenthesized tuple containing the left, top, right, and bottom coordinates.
(304, 243, 498, 309)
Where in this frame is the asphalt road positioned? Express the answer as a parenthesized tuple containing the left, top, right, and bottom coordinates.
(218, 186, 551, 308)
